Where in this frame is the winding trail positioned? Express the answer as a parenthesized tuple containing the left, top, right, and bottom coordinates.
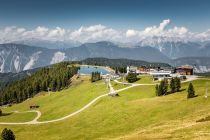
(0, 110, 41, 125)
(0, 75, 201, 125)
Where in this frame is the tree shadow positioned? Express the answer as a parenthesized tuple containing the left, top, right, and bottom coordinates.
(196, 115, 210, 123)
(0, 112, 13, 117)
(127, 77, 140, 83)
(166, 88, 186, 95)
(190, 95, 198, 98)
(178, 88, 186, 92)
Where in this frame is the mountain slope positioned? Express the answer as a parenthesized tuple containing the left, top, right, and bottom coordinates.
(0, 68, 41, 89)
(2, 41, 210, 73)
(171, 57, 210, 73)
(65, 41, 169, 62)
(138, 40, 210, 59)
(0, 44, 55, 73)
(0, 42, 169, 73)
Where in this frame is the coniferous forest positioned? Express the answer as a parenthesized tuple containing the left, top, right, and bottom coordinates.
(0, 62, 79, 105)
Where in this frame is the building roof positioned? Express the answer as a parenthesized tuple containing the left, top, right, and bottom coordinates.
(150, 71, 171, 75)
(177, 65, 193, 69)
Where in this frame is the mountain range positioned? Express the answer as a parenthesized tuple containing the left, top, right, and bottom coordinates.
(0, 41, 210, 73)
(153, 42, 210, 59)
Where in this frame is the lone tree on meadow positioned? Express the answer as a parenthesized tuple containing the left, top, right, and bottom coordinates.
(187, 83, 195, 99)
(1, 128, 15, 140)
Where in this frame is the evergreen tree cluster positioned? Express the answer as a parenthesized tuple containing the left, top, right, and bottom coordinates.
(156, 77, 181, 96)
(91, 72, 101, 82)
(126, 72, 138, 83)
(114, 67, 127, 74)
(1, 128, 15, 140)
(0, 62, 79, 105)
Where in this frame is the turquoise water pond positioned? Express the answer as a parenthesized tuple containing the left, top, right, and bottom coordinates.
(78, 66, 109, 75)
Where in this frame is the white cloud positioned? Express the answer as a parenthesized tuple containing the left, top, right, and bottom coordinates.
(126, 29, 137, 37)
(34, 26, 49, 36)
(69, 24, 121, 43)
(17, 28, 26, 33)
(159, 19, 170, 31)
(0, 19, 210, 45)
(125, 19, 193, 43)
(48, 27, 66, 38)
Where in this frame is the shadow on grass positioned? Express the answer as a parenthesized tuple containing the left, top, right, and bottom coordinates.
(166, 88, 186, 95)
(127, 78, 140, 83)
(196, 115, 210, 123)
(0, 112, 13, 117)
(179, 89, 186, 92)
(188, 95, 198, 99)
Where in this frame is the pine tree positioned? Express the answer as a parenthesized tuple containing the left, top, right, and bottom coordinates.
(126, 72, 138, 83)
(50, 79, 57, 91)
(175, 77, 181, 92)
(1, 128, 15, 140)
(170, 78, 176, 93)
(115, 68, 118, 74)
(91, 72, 94, 82)
(187, 83, 195, 99)
(155, 84, 160, 96)
(91, 72, 101, 82)
(41, 81, 47, 91)
(156, 79, 168, 96)
(56, 78, 61, 91)
(163, 79, 168, 95)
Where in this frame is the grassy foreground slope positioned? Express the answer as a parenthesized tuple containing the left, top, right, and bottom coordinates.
(0, 78, 210, 139)
(115, 79, 210, 140)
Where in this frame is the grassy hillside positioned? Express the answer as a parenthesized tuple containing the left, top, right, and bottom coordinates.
(111, 81, 130, 90)
(0, 76, 210, 140)
(0, 112, 36, 123)
(0, 62, 79, 106)
(118, 75, 158, 84)
(0, 76, 109, 121)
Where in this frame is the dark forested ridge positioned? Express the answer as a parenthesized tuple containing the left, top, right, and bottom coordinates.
(0, 42, 169, 73)
(0, 62, 79, 105)
(81, 58, 171, 68)
(0, 68, 41, 90)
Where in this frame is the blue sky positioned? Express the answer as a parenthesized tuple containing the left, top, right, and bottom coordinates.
(0, 0, 210, 31)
